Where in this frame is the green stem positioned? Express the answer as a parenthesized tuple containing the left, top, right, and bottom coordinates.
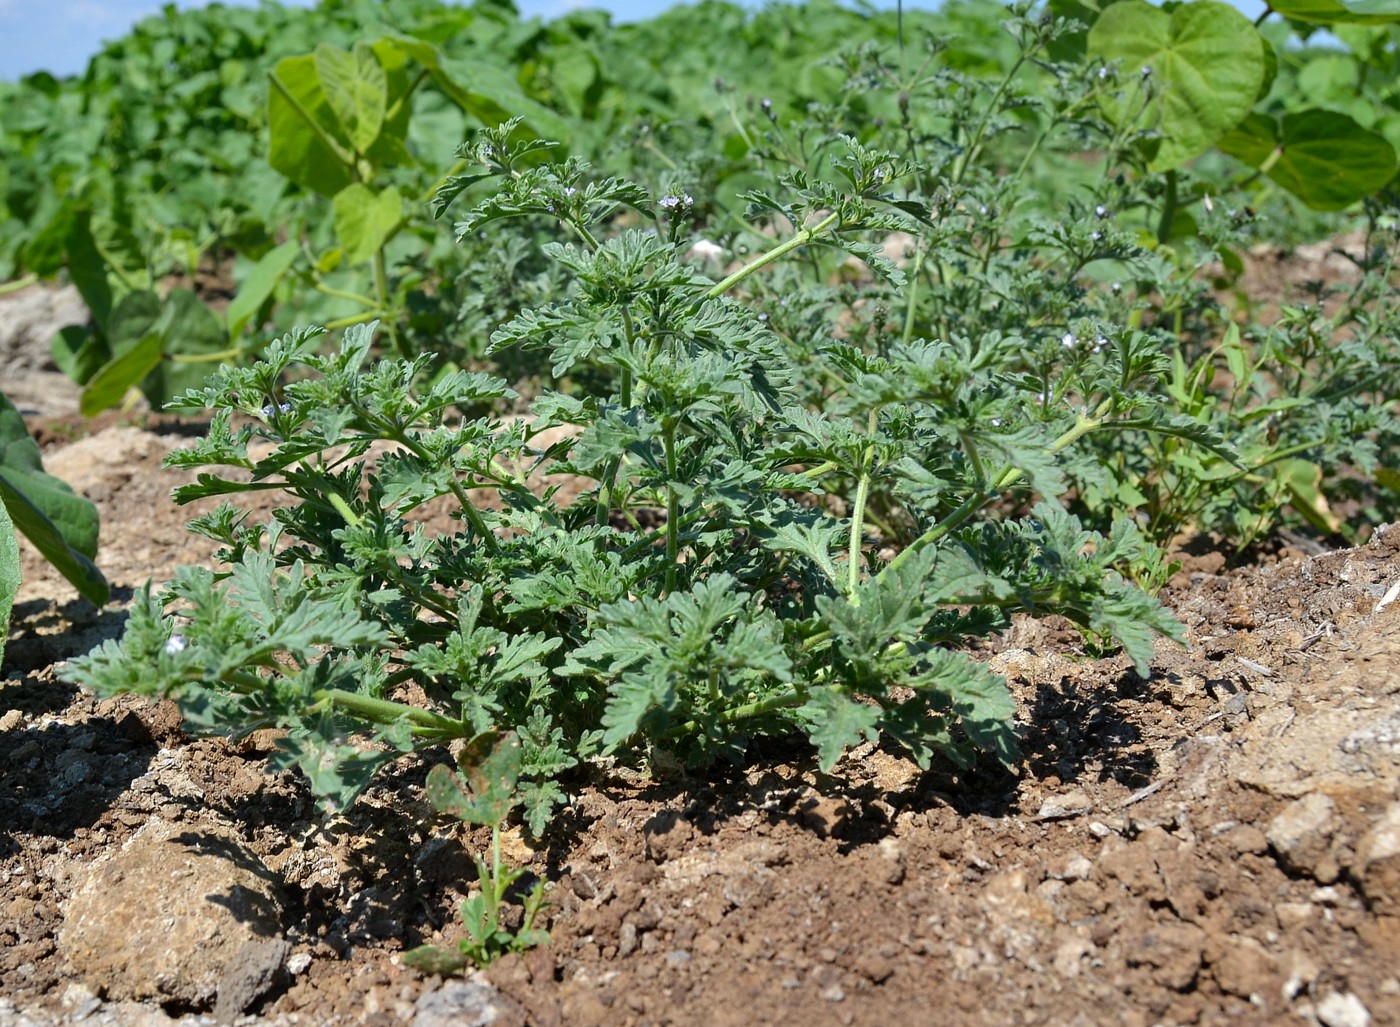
(597, 309, 637, 526)
(663, 419, 681, 595)
(1156, 169, 1179, 245)
(846, 408, 879, 601)
(901, 247, 925, 346)
(705, 210, 842, 299)
(323, 310, 386, 331)
(663, 687, 808, 739)
(0, 274, 38, 296)
(373, 249, 409, 359)
(951, 48, 1032, 186)
(884, 398, 1115, 578)
(309, 687, 466, 736)
(314, 280, 380, 308)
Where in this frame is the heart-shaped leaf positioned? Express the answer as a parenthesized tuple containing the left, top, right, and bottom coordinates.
(1217, 108, 1398, 210)
(332, 183, 403, 265)
(1089, 0, 1265, 170)
(315, 42, 387, 155)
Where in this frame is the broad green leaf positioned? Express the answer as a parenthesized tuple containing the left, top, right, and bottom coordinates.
(1276, 458, 1343, 535)
(51, 326, 107, 387)
(382, 35, 575, 150)
(268, 53, 355, 198)
(64, 213, 113, 335)
(1088, 0, 1265, 170)
(81, 332, 162, 416)
(0, 393, 107, 606)
(21, 201, 73, 277)
(1268, 0, 1400, 23)
(332, 184, 403, 265)
(227, 240, 299, 341)
(1216, 109, 1398, 210)
(0, 498, 18, 670)
(107, 289, 162, 353)
(315, 42, 386, 155)
(142, 289, 229, 407)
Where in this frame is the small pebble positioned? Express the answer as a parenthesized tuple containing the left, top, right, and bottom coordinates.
(1315, 991, 1370, 1027)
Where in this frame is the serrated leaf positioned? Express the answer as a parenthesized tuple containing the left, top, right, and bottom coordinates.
(759, 514, 845, 587)
(801, 688, 881, 771)
(601, 673, 674, 748)
(425, 731, 523, 827)
(921, 649, 1020, 767)
(819, 547, 939, 655)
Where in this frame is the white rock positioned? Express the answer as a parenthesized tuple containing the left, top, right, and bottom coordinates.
(1315, 991, 1370, 1027)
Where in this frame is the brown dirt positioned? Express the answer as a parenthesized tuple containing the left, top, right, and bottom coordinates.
(2, 285, 1400, 1027)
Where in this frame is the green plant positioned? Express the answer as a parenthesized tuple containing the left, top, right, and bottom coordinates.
(0, 393, 108, 609)
(65, 106, 1193, 833)
(53, 0, 1400, 977)
(1075, 0, 1399, 229)
(404, 732, 551, 972)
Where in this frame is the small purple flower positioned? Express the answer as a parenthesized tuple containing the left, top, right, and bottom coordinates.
(165, 635, 187, 655)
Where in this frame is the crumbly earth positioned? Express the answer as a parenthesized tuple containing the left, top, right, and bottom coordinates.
(2, 278, 1399, 1027)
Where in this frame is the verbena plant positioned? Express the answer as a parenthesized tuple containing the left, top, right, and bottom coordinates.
(60, 0, 1400, 965)
(67, 16, 1203, 824)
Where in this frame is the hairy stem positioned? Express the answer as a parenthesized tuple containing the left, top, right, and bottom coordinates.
(846, 408, 880, 601)
(705, 210, 842, 299)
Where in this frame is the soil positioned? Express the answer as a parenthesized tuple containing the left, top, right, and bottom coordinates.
(2, 278, 1399, 1027)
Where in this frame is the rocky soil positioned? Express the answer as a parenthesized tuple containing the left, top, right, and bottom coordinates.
(1, 279, 1398, 1027)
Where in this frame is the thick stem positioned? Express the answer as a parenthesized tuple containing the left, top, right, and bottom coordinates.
(310, 687, 466, 736)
